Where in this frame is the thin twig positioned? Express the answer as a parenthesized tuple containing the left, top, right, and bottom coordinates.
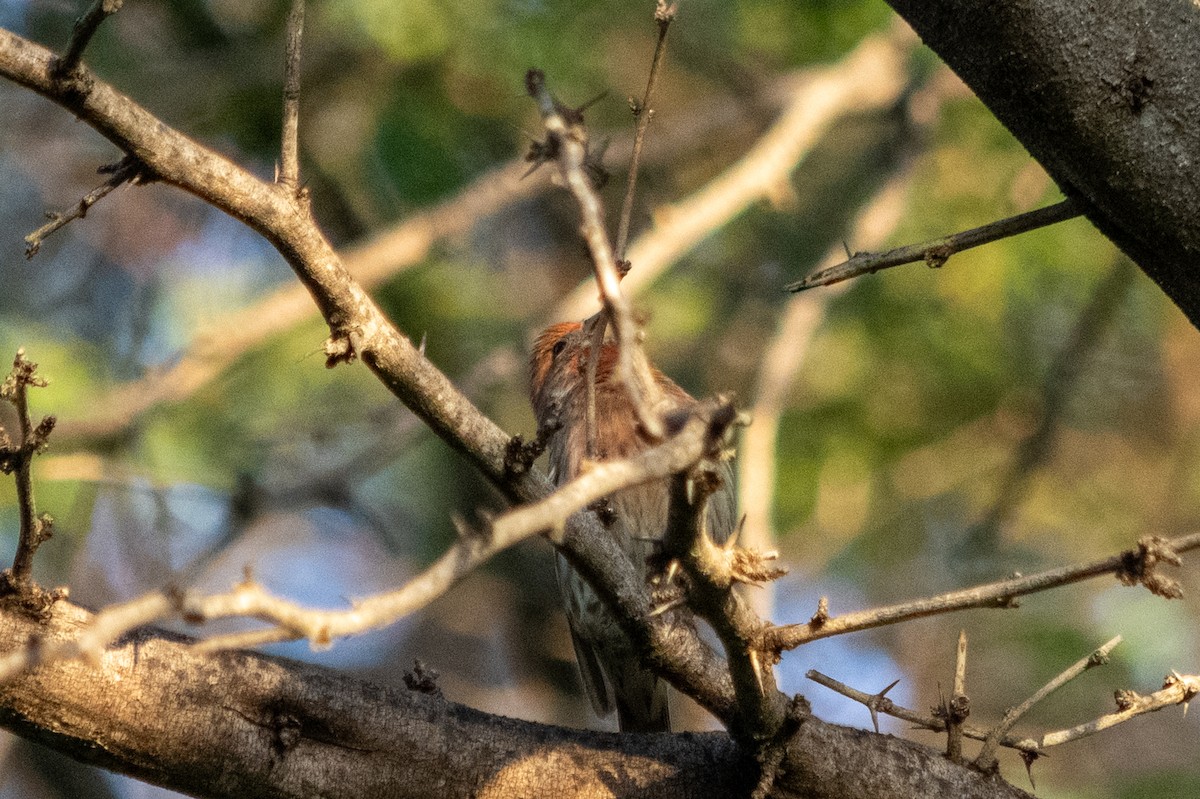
(553, 27, 913, 322)
(807, 670, 982, 738)
(760, 533, 1200, 652)
(525, 68, 664, 438)
(279, 0, 305, 190)
(787, 198, 1081, 291)
(53, 0, 123, 78)
(805, 670, 1033, 754)
(583, 313, 606, 459)
(1011, 671, 1200, 752)
(24, 156, 151, 258)
(495, 398, 735, 544)
(812, 665, 1200, 767)
(0, 350, 57, 595)
(975, 636, 1122, 770)
(615, 0, 675, 261)
(946, 630, 968, 761)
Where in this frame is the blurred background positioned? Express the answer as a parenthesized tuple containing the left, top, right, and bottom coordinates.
(1, 1, 1198, 797)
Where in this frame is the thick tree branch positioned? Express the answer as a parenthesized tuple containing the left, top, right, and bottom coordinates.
(0, 601, 1038, 799)
(883, 1, 1200, 328)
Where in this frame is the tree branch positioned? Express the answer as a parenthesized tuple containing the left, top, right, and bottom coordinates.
(760, 534, 1199, 652)
(974, 636, 1122, 770)
(52, 0, 122, 78)
(787, 199, 1081, 292)
(615, 0, 675, 261)
(0, 600, 1038, 799)
(24, 155, 153, 258)
(882, 0, 1200, 328)
(278, 0, 304, 191)
(526, 68, 665, 439)
(0, 350, 57, 599)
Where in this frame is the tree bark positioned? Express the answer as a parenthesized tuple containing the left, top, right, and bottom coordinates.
(885, 0, 1200, 328)
(0, 600, 1034, 799)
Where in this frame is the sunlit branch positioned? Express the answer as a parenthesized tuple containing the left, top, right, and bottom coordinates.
(760, 534, 1199, 652)
(526, 69, 665, 439)
(975, 636, 1122, 770)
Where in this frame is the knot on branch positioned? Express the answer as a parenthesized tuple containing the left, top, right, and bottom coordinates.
(1164, 671, 1200, 706)
(404, 659, 444, 697)
(323, 327, 362, 368)
(923, 243, 952, 269)
(809, 596, 829, 627)
(1114, 688, 1141, 711)
(523, 68, 610, 189)
(729, 545, 788, 587)
(503, 433, 543, 478)
(1117, 536, 1183, 598)
(48, 59, 94, 96)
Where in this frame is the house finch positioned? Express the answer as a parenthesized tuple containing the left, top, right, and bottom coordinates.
(530, 321, 735, 732)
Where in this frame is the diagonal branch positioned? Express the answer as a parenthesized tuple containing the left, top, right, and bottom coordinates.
(974, 636, 1122, 770)
(787, 198, 1082, 291)
(526, 69, 665, 439)
(24, 155, 153, 258)
(614, 0, 675, 261)
(52, 0, 122, 78)
(760, 533, 1200, 652)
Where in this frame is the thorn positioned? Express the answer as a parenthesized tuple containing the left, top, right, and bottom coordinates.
(1021, 750, 1039, 789)
(749, 648, 765, 694)
(649, 597, 684, 617)
(418, 332, 427, 356)
(809, 596, 829, 626)
(865, 678, 901, 734)
(665, 559, 681, 584)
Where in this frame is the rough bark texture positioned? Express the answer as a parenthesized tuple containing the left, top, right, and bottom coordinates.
(0, 600, 754, 799)
(886, 0, 1200, 327)
(0, 600, 1036, 799)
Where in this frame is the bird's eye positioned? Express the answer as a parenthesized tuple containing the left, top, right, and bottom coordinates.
(551, 338, 568, 358)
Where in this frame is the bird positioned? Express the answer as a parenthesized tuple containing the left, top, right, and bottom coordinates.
(530, 320, 735, 732)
